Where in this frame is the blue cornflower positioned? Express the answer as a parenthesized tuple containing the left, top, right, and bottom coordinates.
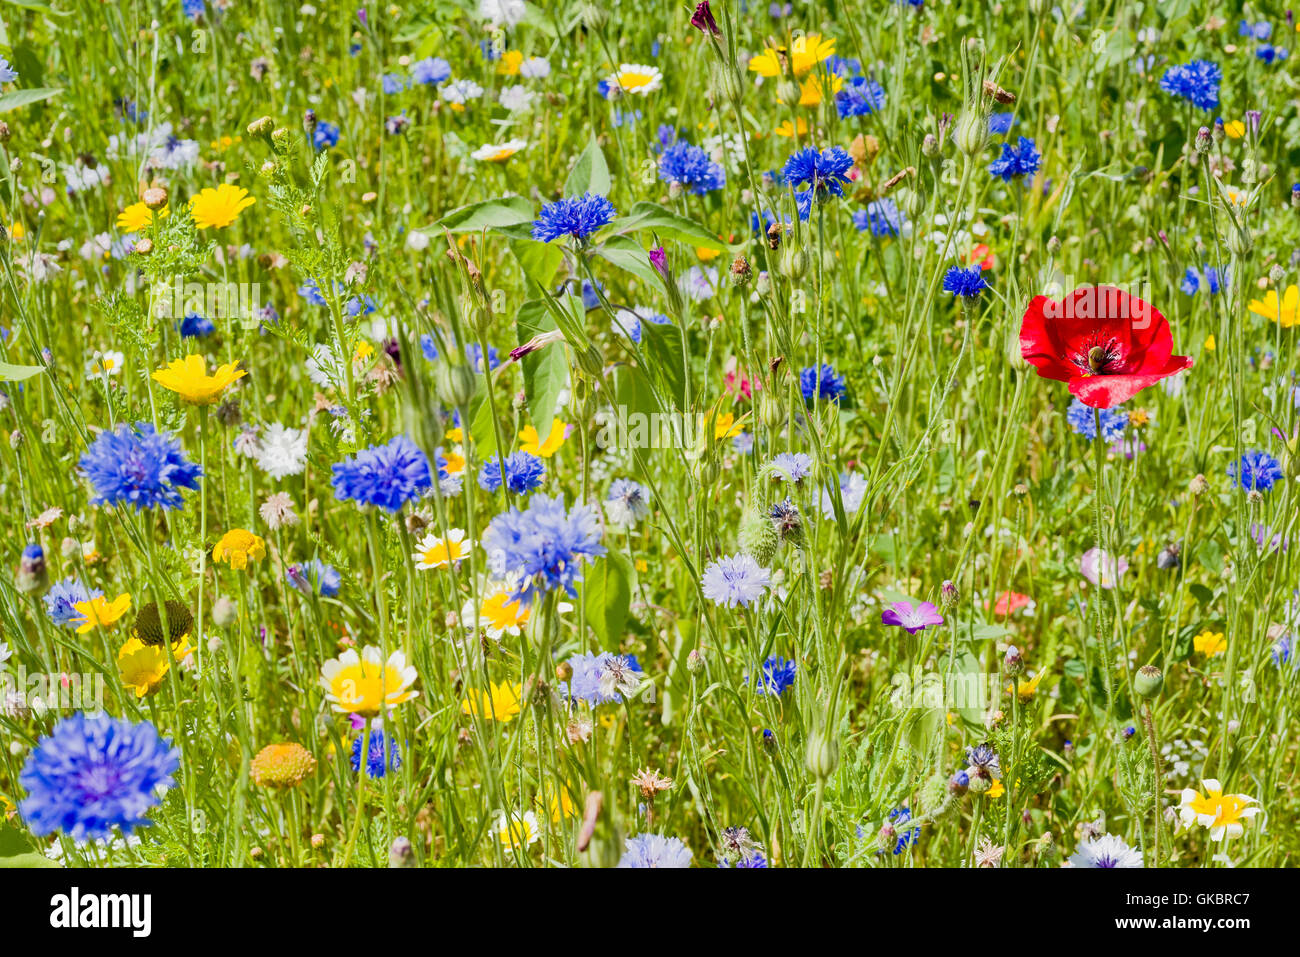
(655, 124, 679, 149)
(331, 435, 432, 512)
(701, 553, 772, 608)
(942, 265, 990, 299)
(618, 833, 693, 868)
(479, 451, 546, 494)
(481, 495, 606, 605)
(1257, 45, 1288, 63)
(988, 136, 1041, 181)
(0, 58, 17, 83)
(381, 73, 407, 95)
(1159, 60, 1222, 111)
(531, 192, 617, 244)
(568, 651, 645, 705)
(852, 198, 904, 237)
(1239, 20, 1272, 41)
(351, 729, 401, 778)
(1228, 449, 1285, 493)
(721, 851, 769, 867)
(658, 140, 726, 195)
(988, 112, 1015, 134)
(411, 57, 451, 85)
(1181, 265, 1227, 296)
(753, 654, 797, 695)
(1067, 398, 1129, 442)
(464, 342, 500, 373)
(44, 579, 102, 628)
(835, 77, 886, 118)
(80, 422, 202, 511)
(782, 146, 854, 201)
(313, 121, 340, 151)
(19, 712, 179, 841)
(1273, 634, 1298, 669)
(286, 559, 342, 597)
(579, 278, 604, 311)
(768, 452, 814, 484)
(799, 363, 847, 404)
(181, 0, 205, 19)
(178, 312, 215, 338)
(419, 333, 439, 361)
(345, 294, 377, 318)
(887, 807, 920, 855)
(605, 477, 651, 526)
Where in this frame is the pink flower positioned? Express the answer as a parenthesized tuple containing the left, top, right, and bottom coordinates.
(881, 600, 944, 635)
(1080, 548, 1128, 589)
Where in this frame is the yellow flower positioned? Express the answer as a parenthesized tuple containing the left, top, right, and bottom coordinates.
(212, 528, 266, 571)
(607, 63, 663, 95)
(471, 140, 527, 162)
(696, 245, 722, 262)
(542, 786, 579, 824)
(250, 743, 317, 789)
(189, 183, 256, 229)
(1194, 629, 1227, 658)
(1223, 119, 1245, 139)
(1204, 334, 1216, 351)
(748, 33, 836, 78)
(319, 646, 419, 718)
(442, 450, 466, 475)
(519, 420, 568, 457)
(775, 117, 810, 138)
(987, 779, 1005, 799)
(1248, 285, 1300, 328)
(71, 592, 131, 634)
(116, 202, 167, 232)
(1178, 779, 1259, 841)
(477, 590, 531, 639)
(714, 410, 743, 440)
(8, 221, 23, 241)
(151, 354, 247, 404)
(1008, 669, 1048, 703)
(446, 426, 464, 442)
(117, 634, 194, 698)
(797, 72, 843, 107)
(497, 50, 524, 75)
(493, 810, 540, 849)
(413, 528, 473, 569)
(461, 681, 523, 723)
(0, 793, 14, 819)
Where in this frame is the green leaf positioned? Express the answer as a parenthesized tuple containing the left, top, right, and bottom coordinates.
(0, 88, 61, 113)
(638, 319, 688, 410)
(433, 196, 535, 233)
(467, 381, 501, 457)
(516, 300, 568, 438)
(0, 361, 44, 382)
(609, 201, 730, 251)
(564, 134, 611, 198)
(0, 852, 60, 868)
(584, 551, 636, 652)
(508, 236, 565, 289)
(593, 234, 660, 286)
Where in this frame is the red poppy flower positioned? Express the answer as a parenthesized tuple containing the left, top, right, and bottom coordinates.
(968, 243, 994, 270)
(987, 591, 1031, 617)
(1019, 285, 1192, 409)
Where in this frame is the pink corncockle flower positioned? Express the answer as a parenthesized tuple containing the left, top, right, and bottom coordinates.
(1080, 548, 1128, 589)
(881, 600, 944, 635)
(649, 245, 668, 276)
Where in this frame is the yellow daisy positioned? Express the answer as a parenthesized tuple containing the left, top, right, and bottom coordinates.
(1223, 119, 1246, 139)
(116, 202, 167, 232)
(493, 810, 539, 849)
(1248, 285, 1300, 328)
(775, 117, 810, 138)
(189, 183, 256, 229)
(462, 681, 523, 723)
(496, 50, 524, 75)
(117, 634, 194, 698)
(1178, 779, 1259, 841)
(71, 592, 131, 634)
(748, 34, 836, 79)
(797, 72, 843, 107)
(1193, 629, 1227, 658)
(319, 646, 419, 717)
(519, 420, 568, 457)
(151, 354, 247, 404)
(212, 528, 267, 571)
(413, 528, 473, 569)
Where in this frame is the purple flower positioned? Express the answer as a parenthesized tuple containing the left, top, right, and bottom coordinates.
(1080, 547, 1128, 589)
(880, 600, 944, 635)
(690, 1, 720, 36)
(649, 245, 668, 276)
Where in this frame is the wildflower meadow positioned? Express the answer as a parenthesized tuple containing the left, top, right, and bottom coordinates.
(1, 0, 1299, 884)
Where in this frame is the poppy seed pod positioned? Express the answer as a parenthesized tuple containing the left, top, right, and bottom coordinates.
(954, 110, 988, 156)
(804, 728, 839, 780)
(434, 362, 477, 408)
(1134, 664, 1164, 699)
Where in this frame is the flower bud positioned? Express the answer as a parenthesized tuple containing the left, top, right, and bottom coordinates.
(1194, 126, 1212, 154)
(388, 836, 416, 868)
(954, 110, 988, 156)
(13, 543, 47, 594)
(738, 501, 779, 565)
(804, 729, 840, 780)
(686, 648, 704, 673)
(212, 595, 238, 628)
(434, 362, 477, 408)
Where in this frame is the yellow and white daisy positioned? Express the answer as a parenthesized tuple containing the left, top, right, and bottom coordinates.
(319, 645, 419, 717)
(748, 34, 836, 79)
(471, 139, 528, 163)
(493, 810, 540, 850)
(607, 63, 663, 96)
(86, 350, 125, 378)
(414, 528, 473, 569)
(1178, 779, 1260, 841)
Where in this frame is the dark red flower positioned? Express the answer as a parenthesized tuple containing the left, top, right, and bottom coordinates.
(1019, 285, 1192, 409)
(691, 1, 720, 36)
